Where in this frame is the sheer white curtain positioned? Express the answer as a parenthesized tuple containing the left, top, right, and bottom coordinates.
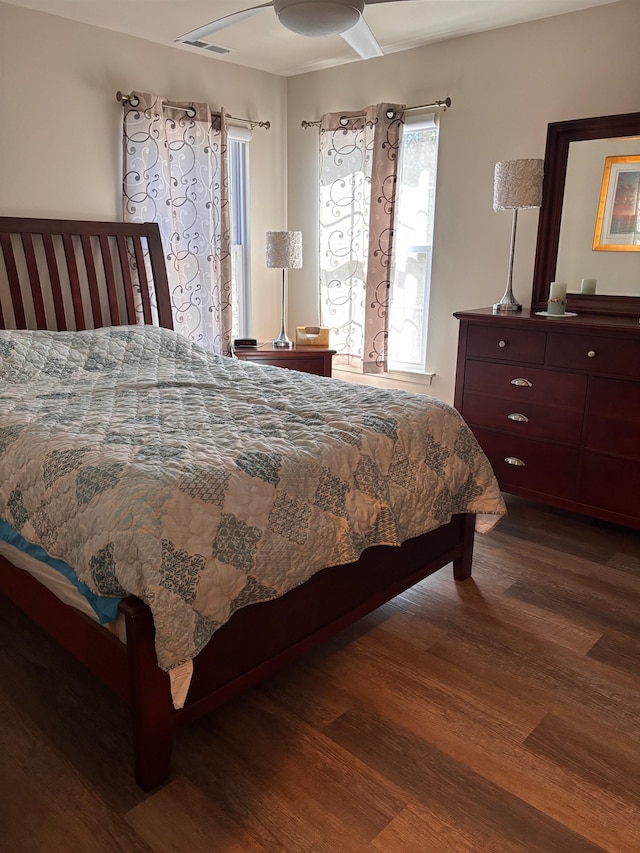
(319, 103, 404, 374)
(122, 91, 232, 354)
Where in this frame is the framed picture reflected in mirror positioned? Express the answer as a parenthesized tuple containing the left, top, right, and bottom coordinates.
(593, 154, 640, 251)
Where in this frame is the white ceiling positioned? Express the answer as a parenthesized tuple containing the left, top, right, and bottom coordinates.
(3, 0, 621, 76)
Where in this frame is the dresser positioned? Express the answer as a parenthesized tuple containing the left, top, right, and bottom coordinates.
(233, 343, 336, 377)
(454, 308, 640, 529)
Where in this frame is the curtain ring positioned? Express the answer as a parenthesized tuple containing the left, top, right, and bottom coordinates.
(339, 116, 349, 127)
(385, 109, 397, 120)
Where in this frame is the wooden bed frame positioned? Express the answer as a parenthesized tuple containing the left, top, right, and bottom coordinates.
(0, 216, 476, 790)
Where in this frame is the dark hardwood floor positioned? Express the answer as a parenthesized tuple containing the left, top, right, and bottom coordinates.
(1, 495, 638, 852)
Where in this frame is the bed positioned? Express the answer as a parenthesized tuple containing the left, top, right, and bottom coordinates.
(0, 216, 505, 790)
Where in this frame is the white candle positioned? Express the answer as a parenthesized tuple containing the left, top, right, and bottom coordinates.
(581, 278, 597, 294)
(549, 281, 567, 300)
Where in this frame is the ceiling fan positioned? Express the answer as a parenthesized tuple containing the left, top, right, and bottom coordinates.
(176, 0, 405, 60)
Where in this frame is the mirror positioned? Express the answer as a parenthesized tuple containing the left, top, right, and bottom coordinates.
(532, 111, 640, 316)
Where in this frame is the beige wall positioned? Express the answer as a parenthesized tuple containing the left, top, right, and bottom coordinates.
(0, 1, 287, 339)
(286, 0, 640, 402)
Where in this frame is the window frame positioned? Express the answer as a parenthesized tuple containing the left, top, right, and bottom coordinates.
(386, 110, 440, 377)
(228, 130, 251, 338)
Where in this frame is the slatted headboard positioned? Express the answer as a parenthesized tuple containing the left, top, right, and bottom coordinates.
(0, 217, 173, 331)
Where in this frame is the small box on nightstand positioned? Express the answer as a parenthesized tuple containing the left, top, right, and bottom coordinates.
(295, 326, 330, 346)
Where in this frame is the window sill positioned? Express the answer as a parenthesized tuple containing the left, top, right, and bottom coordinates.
(387, 368, 436, 386)
(334, 364, 436, 389)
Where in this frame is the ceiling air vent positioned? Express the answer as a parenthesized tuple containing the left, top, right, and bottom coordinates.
(184, 39, 232, 54)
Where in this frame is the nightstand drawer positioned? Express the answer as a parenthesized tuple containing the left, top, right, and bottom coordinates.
(243, 353, 327, 375)
(463, 361, 586, 408)
(472, 428, 579, 498)
(548, 333, 640, 377)
(234, 345, 335, 377)
(462, 392, 583, 443)
(466, 324, 546, 364)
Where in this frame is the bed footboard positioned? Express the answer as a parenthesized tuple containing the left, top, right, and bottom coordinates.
(1, 513, 474, 791)
(117, 512, 475, 790)
(118, 597, 175, 791)
(0, 513, 474, 792)
(452, 512, 475, 579)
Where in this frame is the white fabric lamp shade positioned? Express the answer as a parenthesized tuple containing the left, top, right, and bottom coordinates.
(493, 159, 544, 210)
(266, 231, 303, 269)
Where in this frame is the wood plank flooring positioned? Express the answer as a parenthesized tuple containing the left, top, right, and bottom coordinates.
(0, 495, 638, 852)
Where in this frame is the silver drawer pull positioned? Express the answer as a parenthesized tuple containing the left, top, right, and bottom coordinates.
(587, 350, 597, 358)
(508, 413, 529, 423)
(498, 340, 507, 348)
(505, 456, 525, 467)
(511, 377, 532, 387)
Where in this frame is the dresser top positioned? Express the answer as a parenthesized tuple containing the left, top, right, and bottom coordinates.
(453, 307, 640, 333)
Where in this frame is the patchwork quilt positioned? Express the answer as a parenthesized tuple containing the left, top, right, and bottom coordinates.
(0, 325, 505, 673)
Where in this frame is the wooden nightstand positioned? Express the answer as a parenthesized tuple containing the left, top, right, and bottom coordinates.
(233, 343, 336, 377)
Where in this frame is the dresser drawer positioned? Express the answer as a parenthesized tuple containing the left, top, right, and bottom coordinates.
(579, 452, 640, 521)
(463, 361, 587, 408)
(547, 333, 640, 378)
(472, 427, 578, 499)
(466, 324, 546, 364)
(462, 392, 583, 444)
(585, 377, 640, 460)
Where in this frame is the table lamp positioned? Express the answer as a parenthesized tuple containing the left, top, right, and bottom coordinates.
(493, 158, 544, 312)
(266, 230, 303, 348)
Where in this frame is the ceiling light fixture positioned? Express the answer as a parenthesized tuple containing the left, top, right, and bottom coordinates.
(274, 0, 364, 37)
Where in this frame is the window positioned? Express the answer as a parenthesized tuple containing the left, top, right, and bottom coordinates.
(319, 106, 440, 375)
(387, 113, 439, 373)
(228, 132, 251, 339)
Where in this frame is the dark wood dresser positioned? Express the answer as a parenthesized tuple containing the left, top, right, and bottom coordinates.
(233, 343, 336, 377)
(454, 307, 640, 529)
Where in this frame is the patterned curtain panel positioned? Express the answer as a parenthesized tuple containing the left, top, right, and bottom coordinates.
(319, 104, 404, 374)
(122, 92, 232, 354)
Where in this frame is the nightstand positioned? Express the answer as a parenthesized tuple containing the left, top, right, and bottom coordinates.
(233, 342, 336, 377)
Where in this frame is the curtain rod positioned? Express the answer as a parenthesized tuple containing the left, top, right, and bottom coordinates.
(301, 97, 451, 129)
(116, 91, 270, 130)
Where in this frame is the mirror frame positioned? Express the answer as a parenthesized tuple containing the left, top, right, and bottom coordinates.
(532, 111, 640, 316)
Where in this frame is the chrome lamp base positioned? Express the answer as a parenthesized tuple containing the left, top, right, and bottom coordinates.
(493, 295, 522, 313)
(493, 207, 523, 313)
(273, 268, 293, 347)
(273, 334, 293, 348)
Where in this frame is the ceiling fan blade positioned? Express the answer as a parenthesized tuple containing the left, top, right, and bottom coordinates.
(176, 3, 273, 43)
(340, 15, 383, 59)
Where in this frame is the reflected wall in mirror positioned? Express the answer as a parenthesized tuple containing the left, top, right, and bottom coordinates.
(532, 112, 640, 316)
(559, 138, 640, 295)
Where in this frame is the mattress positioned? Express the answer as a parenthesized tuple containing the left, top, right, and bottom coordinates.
(0, 540, 193, 707)
(0, 537, 126, 637)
